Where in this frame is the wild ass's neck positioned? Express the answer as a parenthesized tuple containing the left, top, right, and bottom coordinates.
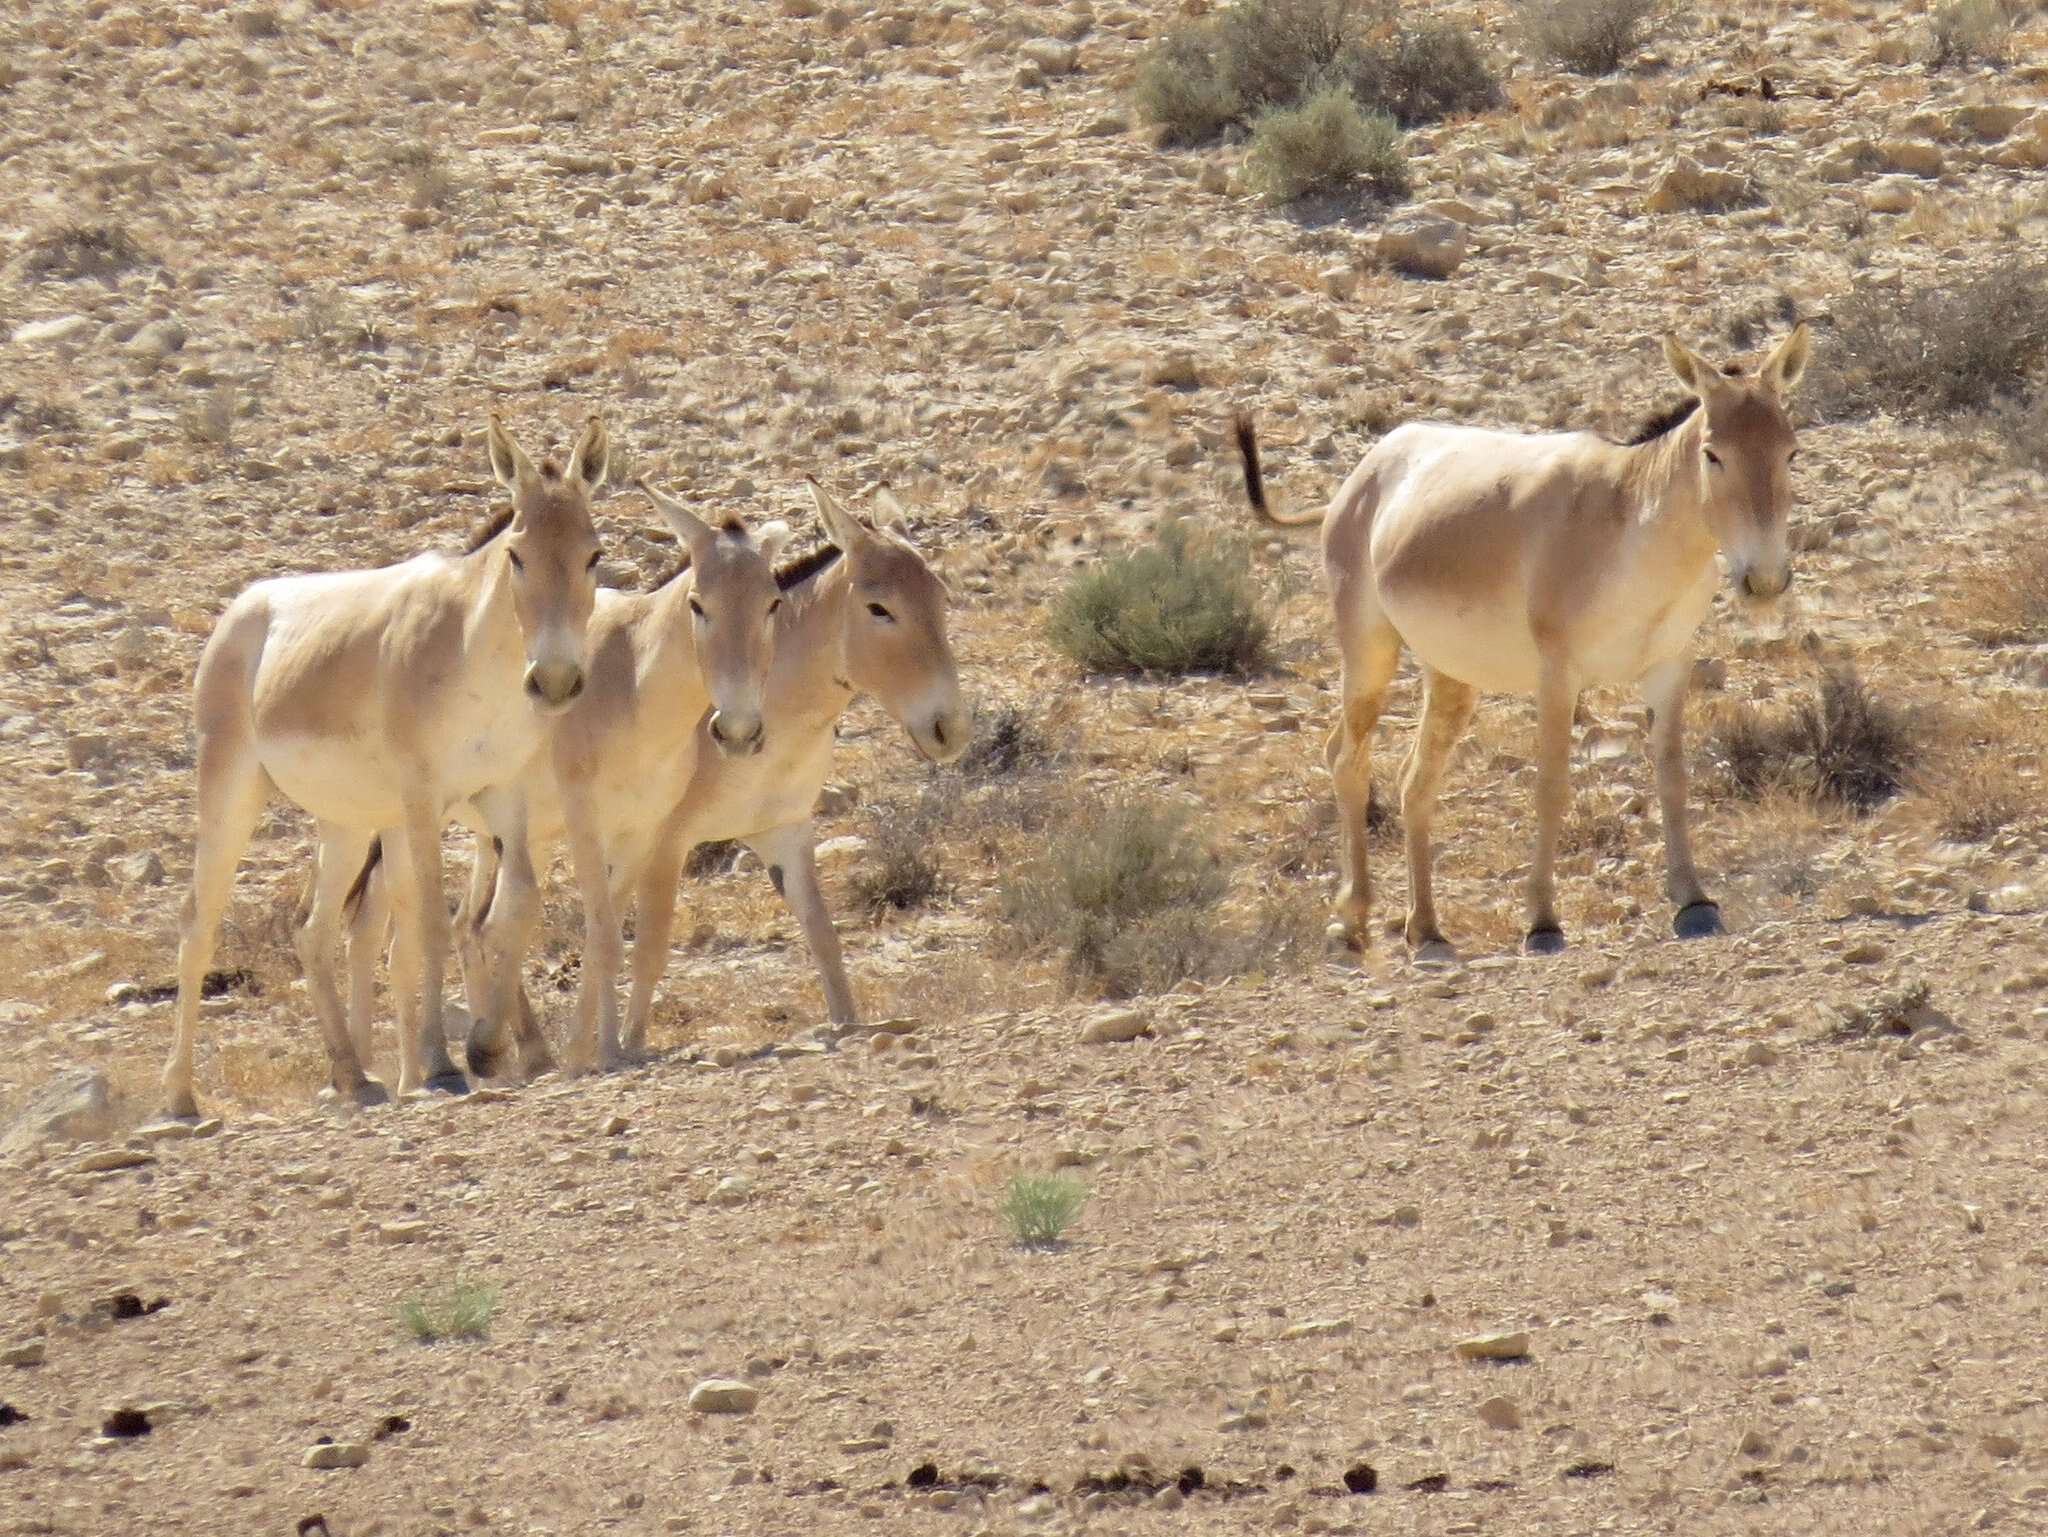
(1627, 406, 1719, 575)
(468, 542, 529, 672)
(773, 553, 858, 728)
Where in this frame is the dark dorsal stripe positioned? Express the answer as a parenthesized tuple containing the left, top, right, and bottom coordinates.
(1620, 396, 1700, 446)
(464, 507, 515, 553)
(775, 542, 843, 592)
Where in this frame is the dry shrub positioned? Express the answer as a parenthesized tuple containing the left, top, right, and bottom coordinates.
(23, 222, 146, 282)
(1812, 263, 2048, 420)
(1047, 522, 1269, 676)
(1928, 758, 2025, 843)
(851, 791, 950, 915)
(1992, 389, 2048, 475)
(1517, 0, 1664, 74)
(1135, 0, 1498, 144)
(1927, 0, 2029, 67)
(1245, 88, 1410, 204)
(959, 704, 1050, 780)
(1831, 979, 1936, 1042)
(1959, 541, 2048, 646)
(1711, 666, 1919, 813)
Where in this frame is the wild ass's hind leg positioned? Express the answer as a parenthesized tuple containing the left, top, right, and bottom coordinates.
(389, 802, 468, 1097)
(561, 798, 624, 1075)
(622, 820, 690, 1057)
(1323, 595, 1401, 950)
(460, 807, 551, 1081)
(164, 734, 269, 1121)
(1400, 667, 1478, 963)
(301, 824, 389, 1109)
(1523, 663, 1580, 955)
(750, 820, 858, 1028)
(1642, 655, 1722, 939)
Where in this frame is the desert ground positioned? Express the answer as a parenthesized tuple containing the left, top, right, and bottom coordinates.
(4, 0, 2048, 1532)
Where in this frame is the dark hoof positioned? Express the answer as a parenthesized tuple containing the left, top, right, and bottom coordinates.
(423, 1068, 472, 1098)
(1523, 926, 1568, 956)
(1411, 939, 1460, 967)
(1673, 900, 1724, 940)
(1324, 919, 1367, 954)
(465, 1022, 507, 1080)
(318, 1078, 391, 1112)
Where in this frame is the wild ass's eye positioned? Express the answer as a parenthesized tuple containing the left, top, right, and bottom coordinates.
(1703, 449, 1723, 468)
(585, 550, 602, 571)
(507, 549, 525, 573)
(688, 597, 705, 619)
(867, 602, 895, 622)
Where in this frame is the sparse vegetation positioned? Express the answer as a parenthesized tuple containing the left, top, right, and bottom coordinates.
(852, 792, 949, 915)
(1927, 0, 2026, 68)
(1134, 0, 1498, 148)
(1959, 541, 2048, 645)
(1993, 388, 2048, 475)
(399, 1280, 498, 1343)
(1518, 0, 1664, 75)
(1813, 263, 2048, 420)
(1929, 759, 2024, 843)
(1712, 666, 1919, 813)
(1000, 796, 1229, 995)
(1245, 88, 1410, 204)
(23, 222, 145, 283)
(959, 704, 1048, 780)
(181, 387, 236, 450)
(998, 1173, 1087, 1246)
(1832, 979, 1935, 1041)
(1048, 522, 1269, 676)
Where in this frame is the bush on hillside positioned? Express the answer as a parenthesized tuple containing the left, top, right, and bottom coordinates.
(1245, 88, 1411, 203)
(1517, 0, 1664, 75)
(1047, 521, 1269, 676)
(1812, 262, 2048, 420)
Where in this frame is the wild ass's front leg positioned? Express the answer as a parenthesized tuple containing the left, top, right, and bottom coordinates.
(1642, 654, 1722, 939)
(623, 809, 691, 1057)
(1524, 663, 1580, 955)
(300, 823, 388, 1108)
(462, 792, 553, 1080)
(749, 819, 857, 1026)
(396, 787, 467, 1096)
(559, 782, 623, 1075)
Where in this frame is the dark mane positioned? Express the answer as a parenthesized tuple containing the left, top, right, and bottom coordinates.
(465, 507, 515, 554)
(649, 551, 693, 592)
(775, 542, 843, 592)
(1619, 396, 1700, 446)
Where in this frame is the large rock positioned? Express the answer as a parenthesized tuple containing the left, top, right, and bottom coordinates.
(1377, 216, 1466, 279)
(1879, 139, 1943, 178)
(688, 1378, 759, 1414)
(1645, 156, 1757, 213)
(1, 1069, 113, 1154)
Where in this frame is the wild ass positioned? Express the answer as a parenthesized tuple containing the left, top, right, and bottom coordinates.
(350, 476, 968, 1063)
(164, 416, 611, 1119)
(1236, 324, 1812, 958)
(339, 476, 793, 1082)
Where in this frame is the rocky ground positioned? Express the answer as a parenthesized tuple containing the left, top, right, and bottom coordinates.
(3, 0, 2048, 1533)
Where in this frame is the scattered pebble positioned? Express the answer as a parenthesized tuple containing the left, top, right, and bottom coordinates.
(688, 1379, 760, 1415)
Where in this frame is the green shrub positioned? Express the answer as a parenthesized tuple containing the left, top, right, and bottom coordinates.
(1135, 31, 1244, 144)
(399, 1281, 499, 1343)
(1813, 263, 2048, 420)
(1245, 87, 1410, 203)
(999, 1174, 1088, 1246)
(1349, 22, 1504, 126)
(1047, 521, 1269, 676)
(1518, 0, 1663, 75)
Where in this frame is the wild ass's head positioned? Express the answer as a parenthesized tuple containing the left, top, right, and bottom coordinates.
(805, 479, 969, 766)
(1662, 323, 1811, 604)
(486, 413, 607, 713)
(638, 478, 789, 758)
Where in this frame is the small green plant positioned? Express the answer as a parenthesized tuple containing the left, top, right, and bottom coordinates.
(399, 1280, 499, 1343)
(1518, 0, 1663, 75)
(999, 1173, 1088, 1246)
(1048, 522, 1269, 676)
(1245, 87, 1409, 203)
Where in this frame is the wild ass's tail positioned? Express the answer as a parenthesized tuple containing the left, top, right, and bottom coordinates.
(1232, 413, 1323, 528)
(340, 835, 382, 930)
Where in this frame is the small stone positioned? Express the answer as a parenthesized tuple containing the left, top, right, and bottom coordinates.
(11, 315, 93, 346)
(1477, 1395, 1521, 1430)
(1078, 111, 1130, 137)
(1842, 940, 1886, 965)
(1743, 1041, 1779, 1067)
(1080, 1008, 1149, 1044)
(1390, 1204, 1422, 1228)
(303, 1440, 369, 1469)
(376, 1221, 430, 1245)
(713, 1174, 753, 1206)
(125, 319, 187, 363)
(1019, 38, 1078, 75)
(1148, 353, 1200, 390)
(1319, 264, 1359, 301)
(1738, 1428, 1772, 1457)
(688, 1378, 759, 1414)
(602, 1114, 629, 1137)
(111, 850, 165, 887)
(1281, 1317, 1353, 1340)
(1, 1340, 46, 1368)
(1953, 103, 2030, 139)
(1645, 156, 1757, 214)
(72, 1147, 154, 1174)
(1455, 1331, 1530, 1362)
(1864, 176, 1917, 214)
(1377, 215, 1467, 278)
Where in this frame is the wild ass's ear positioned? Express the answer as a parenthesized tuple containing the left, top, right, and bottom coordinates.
(757, 519, 793, 568)
(567, 414, 609, 492)
(869, 486, 908, 532)
(1760, 322, 1811, 397)
(1661, 334, 1713, 395)
(487, 414, 538, 494)
(637, 476, 715, 549)
(805, 477, 867, 553)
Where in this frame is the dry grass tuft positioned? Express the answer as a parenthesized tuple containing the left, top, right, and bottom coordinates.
(1711, 666, 1919, 814)
(1812, 263, 2048, 420)
(1958, 541, 2048, 646)
(23, 222, 147, 283)
(959, 704, 1051, 781)
(1927, 757, 2025, 843)
(1927, 0, 2028, 67)
(1517, 0, 1664, 75)
(1831, 979, 1935, 1042)
(851, 791, 950, 915)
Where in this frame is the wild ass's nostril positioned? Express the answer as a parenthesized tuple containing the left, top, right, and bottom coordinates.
(931, 717, 948, 750)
